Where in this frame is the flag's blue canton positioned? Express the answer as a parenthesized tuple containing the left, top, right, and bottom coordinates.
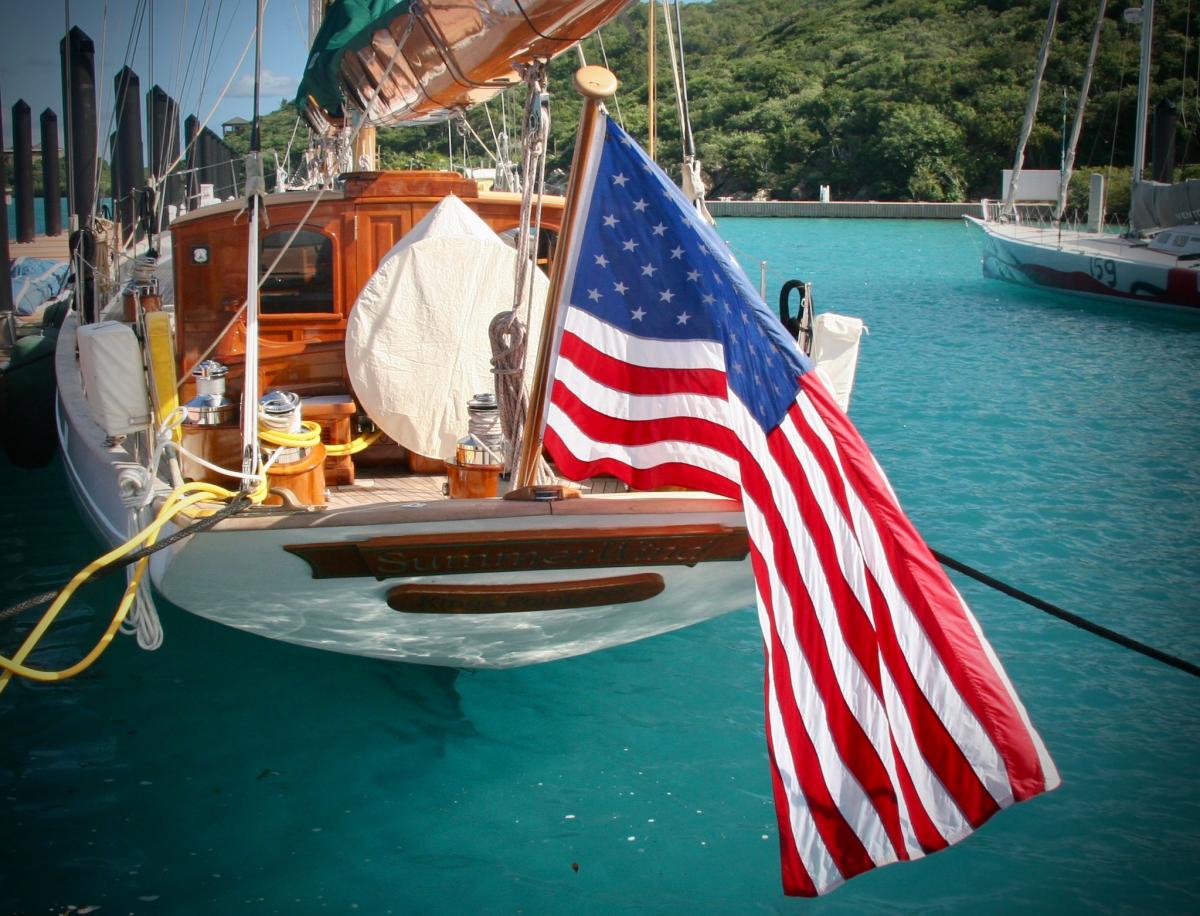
(569, 118, 813, 431)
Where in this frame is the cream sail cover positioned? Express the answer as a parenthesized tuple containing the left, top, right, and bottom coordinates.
(345, 195, 548, 460)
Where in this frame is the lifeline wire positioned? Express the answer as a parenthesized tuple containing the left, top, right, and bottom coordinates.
(934, 549, 1200, 679)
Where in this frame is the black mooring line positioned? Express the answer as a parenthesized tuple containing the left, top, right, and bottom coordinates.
(933, 549, 1200, 680)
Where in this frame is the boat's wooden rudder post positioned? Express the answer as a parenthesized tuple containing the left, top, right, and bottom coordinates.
(513, 65, 618, 492)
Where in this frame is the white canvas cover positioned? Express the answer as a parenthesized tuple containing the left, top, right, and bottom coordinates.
(345, 195, 549, 460)
(1131, 179, 1200, 233)
(1001, 169, 1061, 202)
(810, 312, 866, 412)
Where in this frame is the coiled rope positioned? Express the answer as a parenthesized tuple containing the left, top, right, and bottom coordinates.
(934, 549, 1200, 679)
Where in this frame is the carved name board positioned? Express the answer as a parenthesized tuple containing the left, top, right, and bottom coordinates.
(284, 524, 749, 581)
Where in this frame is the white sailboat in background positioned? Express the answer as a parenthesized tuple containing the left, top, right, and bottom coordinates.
(965, 0, 1200, 310)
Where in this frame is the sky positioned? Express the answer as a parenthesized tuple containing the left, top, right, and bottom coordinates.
(0, 0, 314, 147)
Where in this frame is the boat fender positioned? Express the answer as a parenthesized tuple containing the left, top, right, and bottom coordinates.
(143, 311, 179, 438)
(76, 321, 153, 437)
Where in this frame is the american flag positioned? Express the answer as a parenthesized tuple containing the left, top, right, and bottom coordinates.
(542, 115, 1060, 896)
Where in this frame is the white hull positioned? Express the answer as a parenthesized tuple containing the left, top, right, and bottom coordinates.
(55, 314, 754, 668)
(964, 215, 1200, 310)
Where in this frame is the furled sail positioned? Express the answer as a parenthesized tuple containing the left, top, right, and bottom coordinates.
(297, 0, 632, 133)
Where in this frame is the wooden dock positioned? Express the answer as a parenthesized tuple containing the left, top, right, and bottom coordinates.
(707, 200, 981, 220)
(8, 234, 71, 261)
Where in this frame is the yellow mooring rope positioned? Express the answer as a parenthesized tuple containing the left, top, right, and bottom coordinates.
(1, 415, 381, 695)
(0, 477, 267, 695)
(259, 420, 382, 456)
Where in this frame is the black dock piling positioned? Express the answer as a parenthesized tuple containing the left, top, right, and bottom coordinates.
(12, 100, 34, 244)
(1, 88, 13, 313)
(40, 109, 61, 237)
(184, 114, 199, 206)
(212, 132, 238, 200)
(60, 26, 97, 230)
(112, 66, 145, 249)
(1152, 99, 1178, 184)
(199, 128, 219, 198)
(147, 85, 182, 229)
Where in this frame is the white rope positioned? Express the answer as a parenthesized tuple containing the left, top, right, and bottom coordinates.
(595, 30, 625, 130)
(489, 63, 553, 481)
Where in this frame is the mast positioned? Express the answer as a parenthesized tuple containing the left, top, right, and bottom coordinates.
(1005, 0, 1060, 215)
(240, 0, 266, 489)
(513, 66, 618, 491)
(63, 0, 75, 235)
(1130, 0, 1154, 185)
(309, 0, 325, 45)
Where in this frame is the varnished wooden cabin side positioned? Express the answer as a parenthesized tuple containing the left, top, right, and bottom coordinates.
(170, 171, 564, 401)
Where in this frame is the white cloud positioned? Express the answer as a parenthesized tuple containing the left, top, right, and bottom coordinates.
(230, 68, 297, 99)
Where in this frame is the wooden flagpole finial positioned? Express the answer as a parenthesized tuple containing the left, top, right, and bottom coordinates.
(574, 66, 618, 100)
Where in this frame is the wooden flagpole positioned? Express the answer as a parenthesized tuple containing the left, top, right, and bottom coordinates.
(510, 65, 618, 495)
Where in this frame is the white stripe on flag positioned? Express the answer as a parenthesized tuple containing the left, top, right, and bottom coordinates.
(776, 412, 950, 856)
(732, 399, 906, 868)
(546, 401, 740, 481)
(793, 392, 1016, 810)
(763, 644, 846, 894)
(563, 307, 727, 371)
(554, 354, 732, 427)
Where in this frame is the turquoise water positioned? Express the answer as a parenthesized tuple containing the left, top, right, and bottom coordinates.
(6, 198, 71, 240)
(2, 218, 1198, 913)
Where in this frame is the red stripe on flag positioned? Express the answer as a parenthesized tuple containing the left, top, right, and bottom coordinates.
(785, 395, 1001, 828)
(867, 565, 1001, 830)
(542, 425, 740, 499)
(759, 619, 820, 897)
(550, 380, 740, 453)
(755, 425, 917, 860)
(749, 543, 863, 895)
(800, 375, 1051, 801)
(739, 453, 903, 876)
(560, 329, 727, 397)
(762, 419, 884, 690)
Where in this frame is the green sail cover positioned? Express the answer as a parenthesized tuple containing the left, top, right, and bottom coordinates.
(295, 0, 410, 118)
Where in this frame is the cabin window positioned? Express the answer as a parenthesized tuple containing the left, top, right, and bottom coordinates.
(259, 229, 335, 314)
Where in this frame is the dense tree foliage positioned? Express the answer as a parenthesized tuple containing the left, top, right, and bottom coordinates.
(234, 0, 1199, 207)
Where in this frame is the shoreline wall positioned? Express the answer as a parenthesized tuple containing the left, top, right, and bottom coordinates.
(707, 200, 981, 219)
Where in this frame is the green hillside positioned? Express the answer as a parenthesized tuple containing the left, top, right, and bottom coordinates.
(236, 0, 1199, 206)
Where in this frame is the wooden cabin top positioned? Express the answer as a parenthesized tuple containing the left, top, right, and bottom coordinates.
(170, 170, 565, 399)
